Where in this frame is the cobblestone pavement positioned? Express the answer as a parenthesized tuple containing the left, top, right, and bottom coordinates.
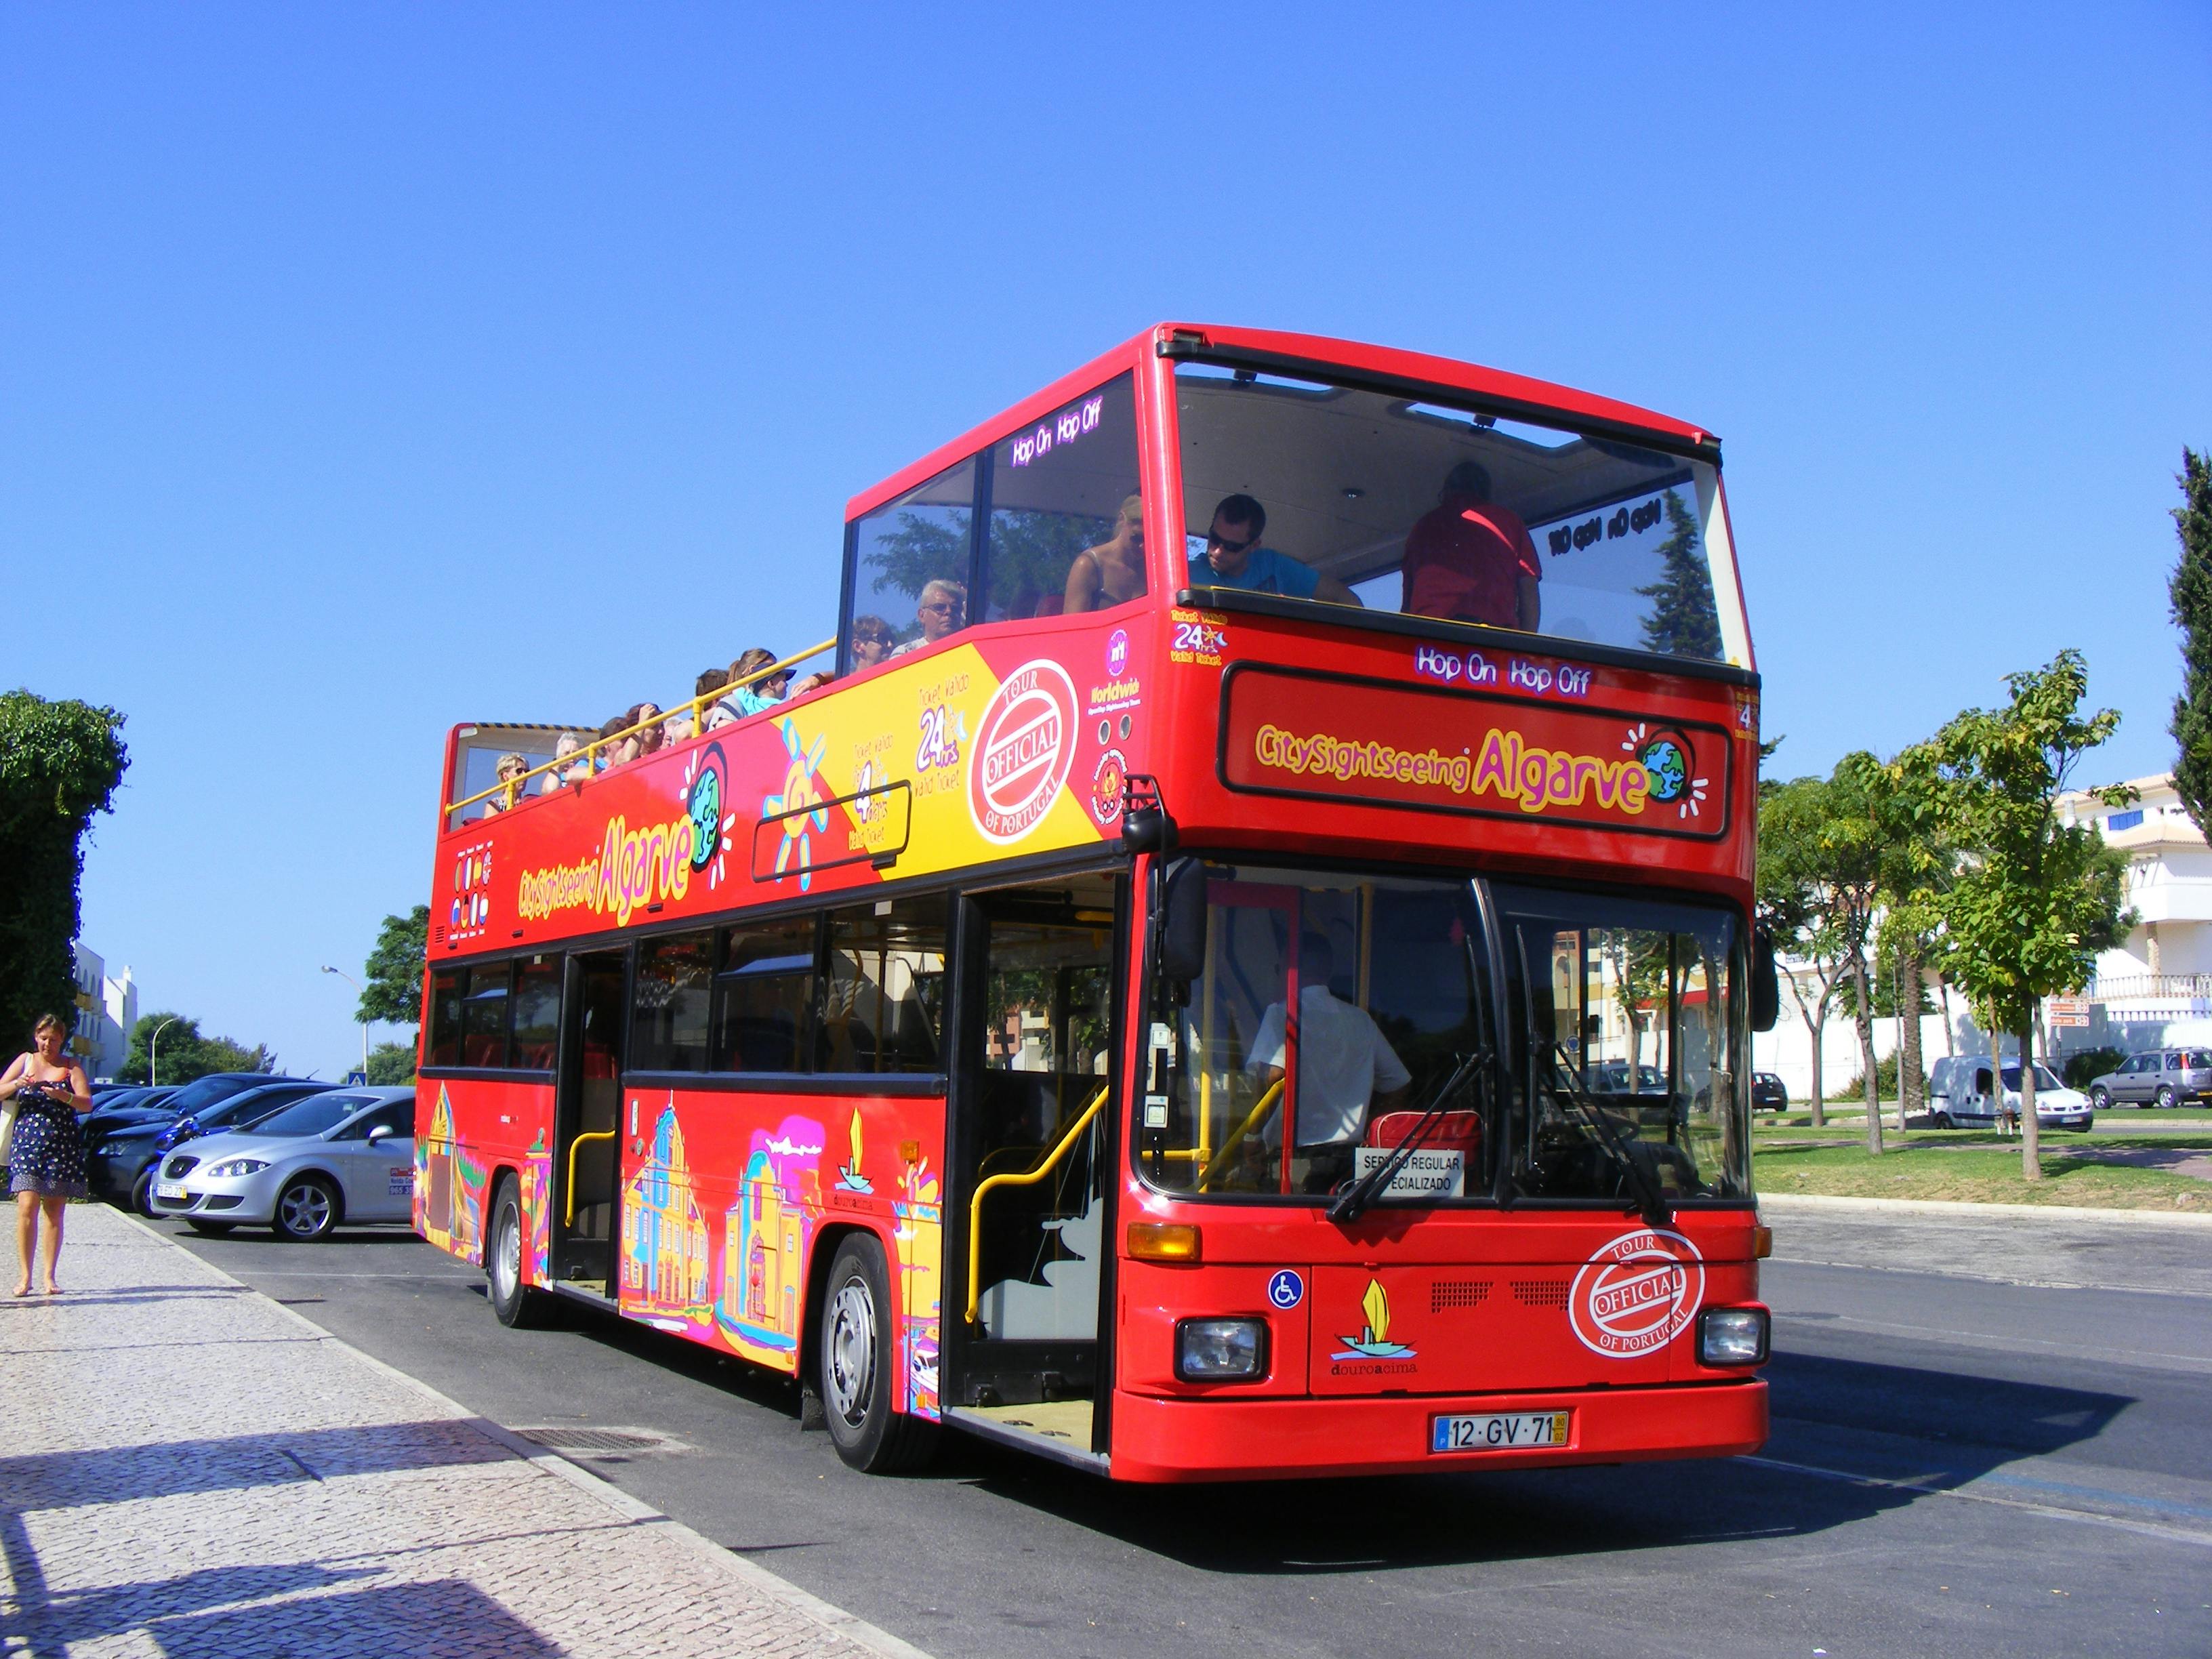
(1, 1204, 918, 1658)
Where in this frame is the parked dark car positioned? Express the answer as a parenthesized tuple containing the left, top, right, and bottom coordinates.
(79, 1086, 182, 1141)
(89, 1078, 333, 1212)
(1752, 1073, 1788, 1111)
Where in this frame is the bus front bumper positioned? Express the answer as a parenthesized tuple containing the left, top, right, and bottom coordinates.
(1107, 1378, 1767, 1483)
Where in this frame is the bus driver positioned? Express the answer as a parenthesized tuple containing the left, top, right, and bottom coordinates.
(1246, 933, 1410, 1193)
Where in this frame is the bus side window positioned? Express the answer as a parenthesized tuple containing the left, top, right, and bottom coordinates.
(428, 970, 464, 1068)
(511, 956, 561, 1071)
(461, 962, 513, 1069)
(818, 897, 949, 1074)
(983, 373, 1143, 622)
(714, 916, 819, 1074)
(632, 931, 714, 1073)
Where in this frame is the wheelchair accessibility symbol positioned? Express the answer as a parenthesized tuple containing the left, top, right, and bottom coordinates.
(1267, 1269, 1305, 1311)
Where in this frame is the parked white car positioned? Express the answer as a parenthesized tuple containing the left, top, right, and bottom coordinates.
(148, 1087, 417, 1240)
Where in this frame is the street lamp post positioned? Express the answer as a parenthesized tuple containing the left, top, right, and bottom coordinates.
(320, 966, 369, 1082)
(148, 1015, 178, 1088)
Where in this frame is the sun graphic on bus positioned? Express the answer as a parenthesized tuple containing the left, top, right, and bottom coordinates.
(762, 718, 829, 890)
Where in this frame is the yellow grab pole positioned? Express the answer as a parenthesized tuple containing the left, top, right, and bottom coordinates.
(964, 1086, 1109, 1326)
(564, 1130, 618, 1226)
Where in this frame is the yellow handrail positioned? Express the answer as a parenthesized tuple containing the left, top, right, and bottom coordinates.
(564, 1130, 617, 1226)
(447, 636, 836, 815)
(964, 1086, 1109, 1326)
(1195, 1078, 1285, 1192)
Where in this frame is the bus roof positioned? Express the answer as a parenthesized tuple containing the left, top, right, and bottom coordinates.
(843, 322, 1717, 523)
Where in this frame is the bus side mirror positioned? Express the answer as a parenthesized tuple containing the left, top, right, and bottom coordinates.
(1750, 928, 1780, 1033)
(1155, 857, 1208, 986)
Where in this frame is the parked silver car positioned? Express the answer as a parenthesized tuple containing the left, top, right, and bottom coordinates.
(2085, 1049, 2212, 1110)
(148, 1087, 416, 1240)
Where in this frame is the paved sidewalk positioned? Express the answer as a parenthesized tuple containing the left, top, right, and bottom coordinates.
(1, 1204, 918, 1658)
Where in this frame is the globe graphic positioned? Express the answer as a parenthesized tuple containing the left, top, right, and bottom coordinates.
(1641, 738, 1688, 802)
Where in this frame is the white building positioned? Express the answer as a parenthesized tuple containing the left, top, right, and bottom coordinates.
(69, 943, 138, 1082)
(2057, 771, 2212, 1052)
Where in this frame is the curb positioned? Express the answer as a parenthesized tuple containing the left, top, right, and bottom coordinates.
(111, 1208, 936, 1659)
(1760, 1191, 2212, 1228)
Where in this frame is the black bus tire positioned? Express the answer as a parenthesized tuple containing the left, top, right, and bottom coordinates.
(487, 1175, 554, 1329)
(819, 1232, 937, 1474)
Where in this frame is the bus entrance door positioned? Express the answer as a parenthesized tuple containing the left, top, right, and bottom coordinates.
(552, 951, 626, 1298)
(948, 876, 1121, 1463)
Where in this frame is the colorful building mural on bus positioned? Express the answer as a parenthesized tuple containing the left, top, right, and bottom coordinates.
(893, 1146, 943, 1419)
(521, 1129, 551, 1285)
(715, 1113, 825, 1366)
(417, 1084, 487, 1263)
(621, 1097, 713, 1327)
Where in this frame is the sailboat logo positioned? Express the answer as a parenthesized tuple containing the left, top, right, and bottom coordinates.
(834, 1109, 873, 1194)
(1333, 1277, 1416, 1360)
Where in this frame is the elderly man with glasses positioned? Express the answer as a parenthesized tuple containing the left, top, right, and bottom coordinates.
(891, 579, 968, 656)
(1193, 494, 1359, 605)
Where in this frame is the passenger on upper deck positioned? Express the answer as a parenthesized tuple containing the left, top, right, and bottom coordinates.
(1246, 933, 1409, 1193)
(1197, 495, 1359, 606)
(1399, 461, 1542, 632)
(596, 711, 640, 770)
(1062, 493, 1147, 615)
(543, 731, 591, 792)
(892, 580, 967, 656)
(720, 650, 788, 720)
(633, 703, 668, 760)
(690, 668, 731, 732)
(849, 615, 895, 672)
(484, 752, 528, 815)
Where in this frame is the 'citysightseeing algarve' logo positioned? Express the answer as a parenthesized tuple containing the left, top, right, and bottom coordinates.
(1568, 1228, 1705, 1358)
(968, 659, 1078, 844)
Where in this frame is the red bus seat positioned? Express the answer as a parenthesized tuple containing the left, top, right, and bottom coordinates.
(583, 1046, 617, 1080)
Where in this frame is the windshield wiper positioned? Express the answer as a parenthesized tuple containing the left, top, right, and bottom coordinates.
(1545, 1042, 1670, 1229)
(1330, 1050, 1487, 1225)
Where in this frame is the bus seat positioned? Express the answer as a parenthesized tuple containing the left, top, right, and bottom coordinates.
(463, 1036, 504, 1067)
(1364, 1109, 1483, 1156)
(583, 1046, 617, 1080)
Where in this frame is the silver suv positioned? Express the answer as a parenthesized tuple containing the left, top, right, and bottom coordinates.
(2085, 1050, 2212, 1109)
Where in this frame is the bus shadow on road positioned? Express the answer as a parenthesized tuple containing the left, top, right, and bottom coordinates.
(941, 1350, 2134, 1573)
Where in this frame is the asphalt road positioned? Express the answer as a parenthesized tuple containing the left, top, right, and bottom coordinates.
(148, 1208, 2212, 1659)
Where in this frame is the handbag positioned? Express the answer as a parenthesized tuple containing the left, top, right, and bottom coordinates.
(0, 1099, 16, 1164)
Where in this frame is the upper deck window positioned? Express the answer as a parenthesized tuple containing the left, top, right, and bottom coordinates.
(843, 373, 1145, 668)
(1174, 365, 1743, 664)
(851, 456, 977, 663)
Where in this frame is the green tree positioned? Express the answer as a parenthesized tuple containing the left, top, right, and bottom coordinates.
(1869, 749, 1954, 1127)
(361, 906, 430, 1026)
(0, 690, 127, 1047)
(120, 1011, 276, 1086)
(1636, 489, 1722, 660)
(862, 508, 968, 644)
(365, 1041, 417, 1085)
(1757, 775, 1845, 1128)
(2169, 449, 2212, 836)
(1917, 651, 2133, 1179)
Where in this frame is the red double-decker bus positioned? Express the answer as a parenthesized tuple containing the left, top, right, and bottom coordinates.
(415, 323, 1776, 1481)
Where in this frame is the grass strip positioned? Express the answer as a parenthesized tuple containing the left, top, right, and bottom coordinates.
(1753, 1139, 2211, 1210)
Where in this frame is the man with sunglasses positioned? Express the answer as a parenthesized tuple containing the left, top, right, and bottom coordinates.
(1195, 495, 1359, 605)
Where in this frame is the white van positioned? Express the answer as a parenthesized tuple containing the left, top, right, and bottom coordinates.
(1927, 1056, 2093, 1131)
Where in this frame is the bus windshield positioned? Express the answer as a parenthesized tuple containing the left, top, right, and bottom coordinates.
(1175, 363, 1741, 664)
(1136, 862, 1752, 1206)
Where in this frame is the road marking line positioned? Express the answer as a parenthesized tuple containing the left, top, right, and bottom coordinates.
(1738, 1454, 2212, 1548)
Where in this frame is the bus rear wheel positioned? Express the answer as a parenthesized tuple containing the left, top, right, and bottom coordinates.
(488, 1176, 553, 1329)
(819, 1233, 936, 1474)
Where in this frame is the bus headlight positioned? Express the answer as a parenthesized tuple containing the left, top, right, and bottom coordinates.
(1176, 1317, 1267, 1381)
(1698, 1307, 1769, 1366)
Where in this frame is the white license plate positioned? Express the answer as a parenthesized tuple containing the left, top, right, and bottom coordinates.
(153, 1182, 188, 1201)
(1431, 1411, 1570, 1454)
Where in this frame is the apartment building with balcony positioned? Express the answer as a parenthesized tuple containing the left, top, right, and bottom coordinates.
(2057, 772, 2212, 1050)
(68, 943, 138, 1081)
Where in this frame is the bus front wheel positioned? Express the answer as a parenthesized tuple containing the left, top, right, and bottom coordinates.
(488, 1176, 554, 1329)
(819, 1233, 936, 1474)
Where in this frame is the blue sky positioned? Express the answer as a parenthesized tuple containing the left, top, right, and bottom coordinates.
(5, 5, 2207, 1078)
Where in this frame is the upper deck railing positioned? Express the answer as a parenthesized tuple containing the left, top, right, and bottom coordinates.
(444, 637, 834, 820)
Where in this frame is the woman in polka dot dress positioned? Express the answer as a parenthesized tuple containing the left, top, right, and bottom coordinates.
(3, 1013, 94, 1296)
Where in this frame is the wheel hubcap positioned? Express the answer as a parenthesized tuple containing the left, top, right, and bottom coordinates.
(494, 1206, 520, 1300)
(824, 1277, 876, 1427)
(282, 1185, 329, 1235)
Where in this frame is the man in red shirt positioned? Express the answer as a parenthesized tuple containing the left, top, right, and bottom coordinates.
(1400, 461, 1542, 632)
